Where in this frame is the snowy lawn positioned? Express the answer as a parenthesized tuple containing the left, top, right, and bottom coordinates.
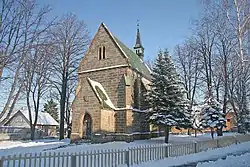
(133, 141, 250, 167)
(0, 132, 239, 157)
(197, 152, 250, 167)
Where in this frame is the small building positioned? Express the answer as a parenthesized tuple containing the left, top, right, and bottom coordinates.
(4, 110, 59, 137)
(224, 111, 237, 131)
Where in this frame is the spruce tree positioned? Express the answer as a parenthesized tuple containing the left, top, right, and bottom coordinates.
(43, 99, 59, 122)
(147, 49, 191, 143)
(199, 94, 225, 139)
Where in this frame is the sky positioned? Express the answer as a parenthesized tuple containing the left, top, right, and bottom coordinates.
(0, 0, 204, 110)
(38, 0, 204, 61)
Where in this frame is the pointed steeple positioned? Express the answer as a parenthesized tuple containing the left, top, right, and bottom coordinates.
(135, 24, 142, 48)
(134, 21, 144, 59)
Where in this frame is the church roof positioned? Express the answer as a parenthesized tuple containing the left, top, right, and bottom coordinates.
(101, 23, 151, 79)
(114, 37, 151, 79)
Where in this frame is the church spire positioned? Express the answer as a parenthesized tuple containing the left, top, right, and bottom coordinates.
(134, 21, 144, 59)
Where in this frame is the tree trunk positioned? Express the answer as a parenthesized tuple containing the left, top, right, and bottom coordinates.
(164, 126, 170, 143)
(30, 125, 35, 140)
(0, 67, 3, 80)
(59, 77, 67, 140)
(195, 129, 197, 137)
(67, 126, 71, 138)
(59, 97, 65, 140)
(217, 127, 223, 136)
(210, 127, 214, 139)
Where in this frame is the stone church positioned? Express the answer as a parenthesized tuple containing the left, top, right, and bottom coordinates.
(71, 23, 152, 142)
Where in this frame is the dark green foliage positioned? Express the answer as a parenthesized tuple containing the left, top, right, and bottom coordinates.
(199, 95, 226, 130)
(146, 49, 192, 130)
(43, 99, 59, 121)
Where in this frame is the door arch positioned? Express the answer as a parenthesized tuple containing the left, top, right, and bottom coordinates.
(83, 113, 92, 139)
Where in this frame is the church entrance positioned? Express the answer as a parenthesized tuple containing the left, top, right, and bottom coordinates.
(83, 113, 92, 139)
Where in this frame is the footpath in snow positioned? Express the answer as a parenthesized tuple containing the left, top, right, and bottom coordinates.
(133, 141, 250, 167)
(197, 152, 250, 167)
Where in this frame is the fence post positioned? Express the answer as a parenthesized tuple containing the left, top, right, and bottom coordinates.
(194, 142, 197, 153)
(71, 153, 76, 167)
(234, 136, 238, 145)
(216, 139, 219, 148)
(125, 149, 130, 167)
(165, 145, 169, 157)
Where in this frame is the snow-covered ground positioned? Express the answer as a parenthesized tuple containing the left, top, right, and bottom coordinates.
(0, 132, 238, 157)
(133, 141, 250, 167)
(197, 153, 250, 167)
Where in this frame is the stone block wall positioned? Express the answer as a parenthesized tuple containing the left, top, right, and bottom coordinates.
(100, 109, 115, 132)
(125, 109, 134, 133)
(71, 67, 127, 141)
(79, 24, 128, 73)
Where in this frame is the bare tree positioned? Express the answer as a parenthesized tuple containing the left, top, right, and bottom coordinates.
(223, 0, 250, 132)
(190, 12, 220, 137)
(0, 0, 52, 125)
(23, 42, 52, 140)
(0, 0, 23, 80)
(214, 16, 236, 136)
(174, 40, 202, 136)
(194, 15, 217, 99)
(49, 14, 90, 140)
(175, 40, 201, 107)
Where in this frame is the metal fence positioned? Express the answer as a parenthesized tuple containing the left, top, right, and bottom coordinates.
(1, 134, 250, 167)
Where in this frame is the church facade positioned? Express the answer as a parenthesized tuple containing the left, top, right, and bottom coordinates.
(71, 23, 152, 142)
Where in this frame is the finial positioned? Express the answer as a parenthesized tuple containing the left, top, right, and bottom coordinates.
(137, 20, 140, 28)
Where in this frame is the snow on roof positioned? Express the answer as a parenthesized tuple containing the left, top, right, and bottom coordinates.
(144, 62, 153, 74)
(132, 108, 148, 113)
(10, 110, 59, 126)
(87, 78, 116, 110)
(141, 77, 151, 90)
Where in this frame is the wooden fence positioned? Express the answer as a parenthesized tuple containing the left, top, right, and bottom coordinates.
(1, 134, 250, 167)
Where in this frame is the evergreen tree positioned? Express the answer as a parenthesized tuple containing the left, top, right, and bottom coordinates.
(244, 113, 250, 133)
(147, 49, 191, 143)
(43, 99, 59, 122)
(199, 94, 225, 139)
(190, 106, 203, 137)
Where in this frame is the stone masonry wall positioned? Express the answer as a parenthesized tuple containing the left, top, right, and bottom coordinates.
(100, 109, 115, 133)
(71, 24, 130, 142)
(125, 69, 150, 134)
(71, 67, 128, 141)
(71, 78, 101, 141)
(79, 24, 128, 73)
(71, 23, 150, 142)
